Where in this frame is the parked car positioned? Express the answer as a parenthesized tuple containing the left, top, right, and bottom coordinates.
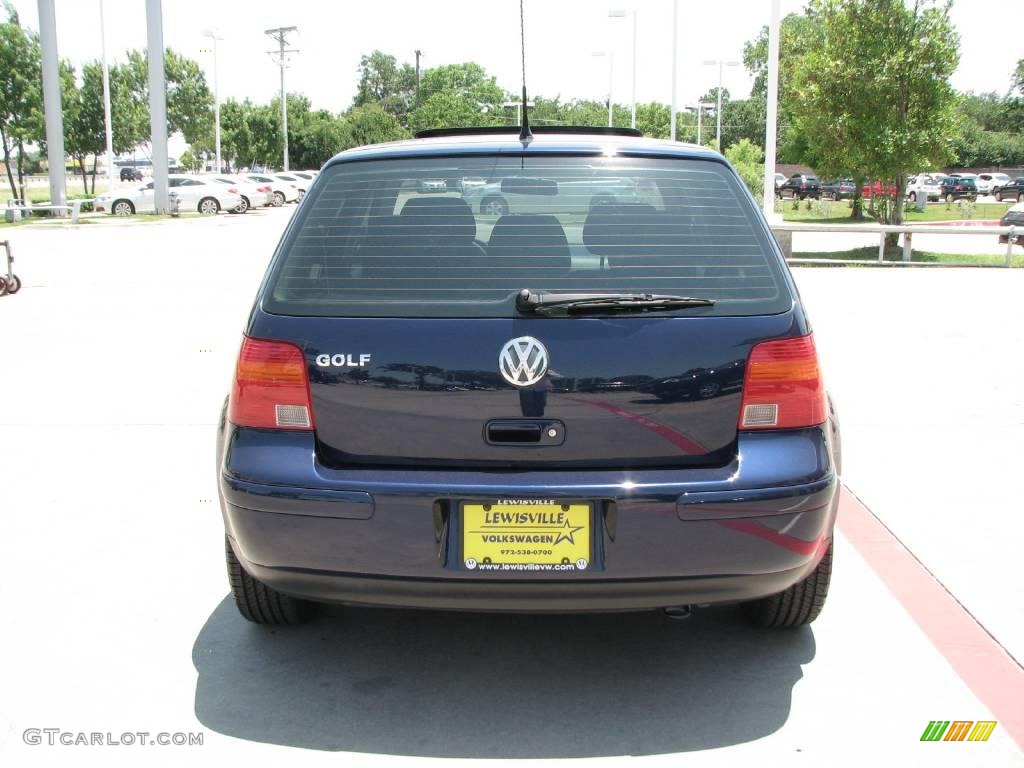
(995, 177, 1024, 202)
(216, 125, 842, 630)
(119, 167, 143, 182)
(939, 175, 977, 202)
(777, 173, 821, 200)
(906, 174, 942, 203)
(209, 176, 274, 212)
(246, 174, 299, 206)
(274, 173, 308, 201)
(461, 177, 643, 216)
(998, 202, 1024, 248)
(774, 172, 787, 189)
(417, 179, 448, 193)
(820, 178, 856, 200)
(94, 174, 242, 215)
(860, 179, 899, 198)
(977, 172, 1010, 196)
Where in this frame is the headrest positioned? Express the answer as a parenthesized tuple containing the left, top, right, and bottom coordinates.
(398, 197, 476, 242)
(582, 204, 689, 257)
(488, 214, 570, 250)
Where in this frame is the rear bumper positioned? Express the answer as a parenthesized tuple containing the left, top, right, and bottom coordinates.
(218, 423, 840, 611)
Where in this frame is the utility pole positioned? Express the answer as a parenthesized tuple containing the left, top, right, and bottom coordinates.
(203, 30, 223, 173)
(265, 26, 298, 171)
(762, 0, 782, 218)
(38, 0, 66, 211)
(415, 49, 423, 104)
(670, 0, 678, 141)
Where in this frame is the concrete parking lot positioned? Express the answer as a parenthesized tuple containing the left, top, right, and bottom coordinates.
(1, 208, 1022, 766)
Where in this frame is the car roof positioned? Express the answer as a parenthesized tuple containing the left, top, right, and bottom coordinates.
(321, 131, 726, 169)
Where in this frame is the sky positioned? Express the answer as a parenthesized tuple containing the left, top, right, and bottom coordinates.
(8, 0, 1024, 118)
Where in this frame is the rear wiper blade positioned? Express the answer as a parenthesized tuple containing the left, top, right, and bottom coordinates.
(516, 289, 715, 316)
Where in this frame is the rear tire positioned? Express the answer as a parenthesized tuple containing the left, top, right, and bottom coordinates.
(481, 196, 509, 216)
(908, 192, 916, 203)
(5, 274, 21, 294)
(112, 200, 134, 216)
(272, 191, 285, 207)
(225, 536, 316, 625)
(743, 542, 833, 628)
(198, 197, 220, 215)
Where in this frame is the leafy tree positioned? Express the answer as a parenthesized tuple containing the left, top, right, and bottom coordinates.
(725, 138, 765, 203)
(354, 50, 417, 121)
(789, 0, 960, 230)
(125, 48, 214, 146)
(1013, 57, 1024, 97)
(292, 109, 347, 168)
(344, 103, 409, 147)
(65, 61, 107, 193)
(418, 63, 504, 110)
(408, 91, 497, 133)
(0, 3, 42, 200)
(178, 148, 202, 173)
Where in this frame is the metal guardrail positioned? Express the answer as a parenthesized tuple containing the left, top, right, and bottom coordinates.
(771, 222, 1020, 267)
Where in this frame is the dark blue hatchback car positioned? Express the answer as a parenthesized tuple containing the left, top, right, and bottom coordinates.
(217, 127, 841, 627)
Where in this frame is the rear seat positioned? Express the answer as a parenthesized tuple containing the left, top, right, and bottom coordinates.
(486, 214, 571, 278)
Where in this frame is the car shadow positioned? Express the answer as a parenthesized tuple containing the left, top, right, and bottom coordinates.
(193, 597, 815, 757)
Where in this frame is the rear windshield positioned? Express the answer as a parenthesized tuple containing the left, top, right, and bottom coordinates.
(263, 154, 792, 318)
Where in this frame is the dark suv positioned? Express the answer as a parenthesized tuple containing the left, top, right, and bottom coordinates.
(940, 175, 977, 202)
(217, 126, 841, 628)
(119, 166, 144, 182)
(777, 173, 821, 200)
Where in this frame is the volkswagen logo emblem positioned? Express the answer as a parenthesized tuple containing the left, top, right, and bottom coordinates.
(499, 336, 549, 387)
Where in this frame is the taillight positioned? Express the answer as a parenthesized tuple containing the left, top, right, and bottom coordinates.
(259, 185, 271, 192)
(228, 187, 239, 193)
(800, 183, 807, 190)
(229, 337, 314, 430)
(738, 335, 826, 430)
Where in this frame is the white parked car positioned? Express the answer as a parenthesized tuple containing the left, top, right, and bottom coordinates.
(208, 176, 274, 212)
(906, 173, 942, 203)
(246, 174, 299, 206)
(976, 172, 1010, 196)
(274, 173, 308, 201)
(95, 174, 242, 215)
(461, 177, 643, 216)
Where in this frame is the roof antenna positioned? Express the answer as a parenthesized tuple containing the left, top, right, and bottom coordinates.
(518, 0, 533, 144)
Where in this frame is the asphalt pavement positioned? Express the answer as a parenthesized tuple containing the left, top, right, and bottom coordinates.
(1, 207, 1021, 766)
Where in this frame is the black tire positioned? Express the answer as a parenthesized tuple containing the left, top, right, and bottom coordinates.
(231, 196, 249, 214)
(480, 196, 509, 217)
(198, 196, 220, 215)
(225, 536, 316, 625)
(5, 274, 21, 294)
(743, 542, 833, 628)
(112, 199, 134, 216)
(272, 191, 285, 207)
(908, 191, 916, 203)
(945, 193, 954, 203)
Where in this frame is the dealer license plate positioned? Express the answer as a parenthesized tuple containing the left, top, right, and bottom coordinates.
(460, 501, 592, 571)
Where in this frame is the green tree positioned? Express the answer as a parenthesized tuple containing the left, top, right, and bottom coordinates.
(354, 50, 417, 121)
(344, 103, 409, 146)
(408, 91, 498, 133)
(0, 3, 42, 200)
(292, 110, 348, 168)
(725, 138, 765, 203)
(125, 48, 214, 145)
(65, 61, 106, 193)
(789, 0, 960, 230)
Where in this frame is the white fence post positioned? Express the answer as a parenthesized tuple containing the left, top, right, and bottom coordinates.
(1008, 227, 1016, 268)
(878, 232, 885, 261)
(903, 232, 912, 262)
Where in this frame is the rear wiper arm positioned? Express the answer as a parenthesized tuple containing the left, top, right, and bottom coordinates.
(516, 289, 715, 316)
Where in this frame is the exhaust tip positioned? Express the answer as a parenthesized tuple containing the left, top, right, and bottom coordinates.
(663, 605, 692, 620)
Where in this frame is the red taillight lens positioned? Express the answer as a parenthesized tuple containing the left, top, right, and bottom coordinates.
(738, 335, 826, 430)
(228, 187, 239, 193)
(259, 185, 271, 192)
(229, 337, 314, 430)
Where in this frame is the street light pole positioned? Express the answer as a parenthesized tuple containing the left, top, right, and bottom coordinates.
(670, 0, 678, 141)
(592, 51, 614, 127)
(203, 30, 222, 173)
(265, 26, 298, 171)
(38, 0, 66, 210)
(100, 0, 114, 193)
(702, 59, 740, 149)
(762, 0, 782, 217)
(608, 9, 637, 129)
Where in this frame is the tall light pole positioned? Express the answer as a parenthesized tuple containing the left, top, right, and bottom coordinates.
(702, 59, 740, 149)
(99, 0, 114, 192)
(686, 102, 713, 145)
(265, 26, 298, 171)
(38, 0, 65, 210)
(670, 0, 678, 140)
(762, 0, 782, 217)
(145, 0, 168, 213)
(203, 30, 222, 173)
(608, 9, 636, 130)
(592, 50, 614, 127)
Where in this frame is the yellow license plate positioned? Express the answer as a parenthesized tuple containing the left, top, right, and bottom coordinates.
(461, 501, 591, 571)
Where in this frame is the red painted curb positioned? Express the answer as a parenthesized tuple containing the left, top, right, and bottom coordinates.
(925, 220, 1002, 227)
(837, 488, 1024, 750)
